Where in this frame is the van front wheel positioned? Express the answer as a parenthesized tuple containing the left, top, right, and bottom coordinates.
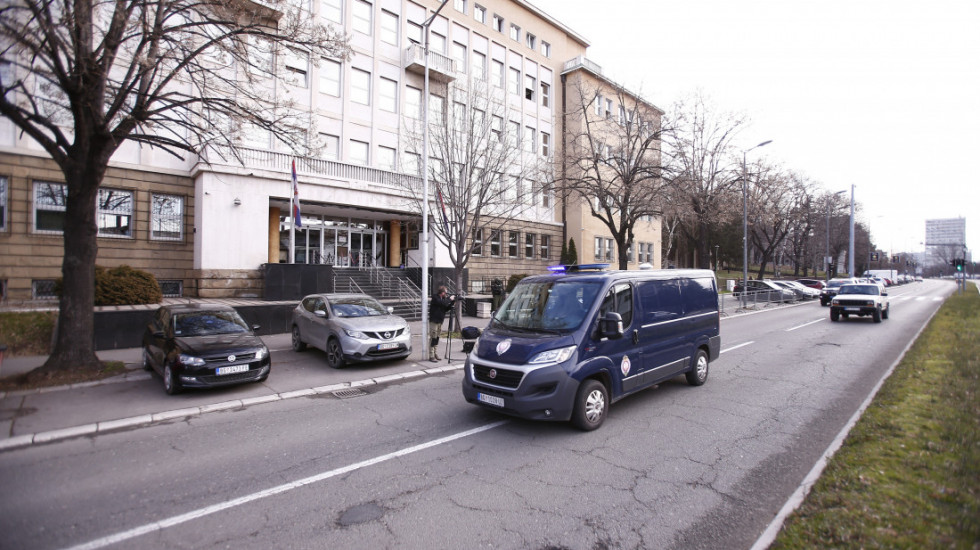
(686, 349, 709, 386)
(571, 379, 608, 431)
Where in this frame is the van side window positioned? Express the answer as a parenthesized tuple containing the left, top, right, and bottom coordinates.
(637, 279, 683, 321)
(679, 277, 716, 315)
(599, 282, 633, 326)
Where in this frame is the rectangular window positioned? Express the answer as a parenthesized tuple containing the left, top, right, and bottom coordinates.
(377, 146, 397, 171)
(97, 188, 133, 237)
(321, 133, 339, 160)
(524, 233, 534, 258)
(541, 181, 551, 207)
(351, 68, 371, 105)
(405, 86, 422, 119)
(508, 120, 520, 147)
(321, 0, 342, 24)
(508, 231, 519, 258)
(380, 10, 398, 45)
(319, 58, 341, 96)
(454, 0, 466, 13)
(605, 238, 614, 261)
(540, 235, 550, 260)
(151, 194, 184, 241)
(492, 14, 504, 33)
(350, 140, 369, 165)
(430, 32, 446, 54)
(525, 33, 535, 50)
(627, 244, 634, 263)
(540, 81, 550, 107)
(407, 21, 422, 44)
(491, 115, 503, 142)
(508, 67, 520, 95)
(524, 126, 535, 153)
(472, 51, 486, 80)
(429, 94, 445, 126)
(32, 280, 57, 300)
(647, 243, 654, 263)
(541, 41, 551, 58)
(379, 77, 397, 112)
(491, 60, 504, 88)
(0, 176, 6, 231)
(34, 181, 67, 233)
(352, 0, 372, 35)
(472, 227, 483, 256)
(541, 132, 550, 156)
(452, 42, 467, 74)
(509, 23, 520, 41)
(595, 236, 603, 261)
(403, 152, 421, 176)
(284, 49, 309, 88)
(605, 98, 613, 119)
(489, 230, 502, 257)
(595, 95, 602, 116)
(474, 4, 486, 23)
(524, 74, 535, 100)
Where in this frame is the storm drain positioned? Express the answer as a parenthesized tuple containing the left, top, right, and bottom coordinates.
(332, 388, 369, 399)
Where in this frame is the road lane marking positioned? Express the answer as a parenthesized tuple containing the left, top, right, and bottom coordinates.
(721, 341, 754, 354)
(785, 318, 825, 332)
(63, 420, 509, 550)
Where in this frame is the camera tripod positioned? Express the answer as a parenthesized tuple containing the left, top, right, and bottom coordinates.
(443, 294, 465, 363)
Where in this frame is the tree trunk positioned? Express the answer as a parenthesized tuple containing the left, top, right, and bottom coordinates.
(41, 166, 103, 372)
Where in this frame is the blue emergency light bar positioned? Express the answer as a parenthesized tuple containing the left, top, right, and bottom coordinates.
(547, 263, 611, 273)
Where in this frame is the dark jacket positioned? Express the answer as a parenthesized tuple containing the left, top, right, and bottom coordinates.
(429, 293, 455, 324)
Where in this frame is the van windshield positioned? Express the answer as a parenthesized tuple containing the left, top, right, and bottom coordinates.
(493, 280, 601, 331)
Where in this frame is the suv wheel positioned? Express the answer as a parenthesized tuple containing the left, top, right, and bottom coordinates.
(873, 307, 882, 323)
(291, 325, 307, 352)
(326, 337, 345, 369)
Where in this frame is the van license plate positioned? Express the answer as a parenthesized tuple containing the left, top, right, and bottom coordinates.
(216, 364, 249, 375)
(478, 393, 504, 407)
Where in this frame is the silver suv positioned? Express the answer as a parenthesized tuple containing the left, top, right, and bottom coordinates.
(291, 293, 412, 368)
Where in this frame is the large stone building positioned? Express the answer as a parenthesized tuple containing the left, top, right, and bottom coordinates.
(0, 0, 662, 303)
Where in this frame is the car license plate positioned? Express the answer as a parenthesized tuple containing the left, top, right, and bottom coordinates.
(477, 393, 504, 407)
(378, 342, 399, 350)
(216, 364, 249, 375)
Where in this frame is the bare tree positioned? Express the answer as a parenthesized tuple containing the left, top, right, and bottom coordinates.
(662, 93, 745, 270)
(399, 81, 546, 293)
(562, 79, 665, 270)
(0, 0, 349, 373)
(746, 166, 811, 279)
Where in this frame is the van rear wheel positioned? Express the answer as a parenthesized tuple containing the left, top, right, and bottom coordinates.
(571, 379, 608, 431)
(686, 349, 709, 386)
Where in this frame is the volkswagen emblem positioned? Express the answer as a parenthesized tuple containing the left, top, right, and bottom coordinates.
(227, 355, 236, 363)
(496, 339, 512, 355)
(488, 369, 497, 379)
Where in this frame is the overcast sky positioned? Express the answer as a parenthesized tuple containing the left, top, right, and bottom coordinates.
(531, 0, 980, 254)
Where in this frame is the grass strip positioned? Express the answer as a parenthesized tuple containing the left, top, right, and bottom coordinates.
(771, 289, 980, 548)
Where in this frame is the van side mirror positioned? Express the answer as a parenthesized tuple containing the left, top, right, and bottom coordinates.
(599, 312, 624, 339)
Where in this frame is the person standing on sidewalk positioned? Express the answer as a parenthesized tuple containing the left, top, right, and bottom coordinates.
(428, 286, 456, 362)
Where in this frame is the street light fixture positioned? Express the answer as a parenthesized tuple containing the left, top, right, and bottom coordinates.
(420, 0, 450, 361)
(742, 140, 772, 308)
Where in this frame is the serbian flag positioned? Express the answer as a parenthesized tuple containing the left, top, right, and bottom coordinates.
(291, 159, 302, 228)
(436, 187, 450, 234)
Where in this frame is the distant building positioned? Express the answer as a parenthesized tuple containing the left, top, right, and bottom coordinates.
(925, 217, 969, 266)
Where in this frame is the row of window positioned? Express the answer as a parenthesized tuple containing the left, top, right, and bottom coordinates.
(24, 278, 183, 300)
(472, 228, 551, 260)
(594, 237, 657, 264)
(26, 181, 184, 241)
(457, 1, 551, 58)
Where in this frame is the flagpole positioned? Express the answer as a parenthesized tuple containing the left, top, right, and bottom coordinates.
(289, 159, 298, 264)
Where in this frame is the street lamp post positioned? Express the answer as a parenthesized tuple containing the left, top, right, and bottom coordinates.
(714, 244, 720, 272)
(848, 184, 856, 278)
(826, 190, 846, 283)
(742, 140, 772, 308)
(420, 0, 450, 361)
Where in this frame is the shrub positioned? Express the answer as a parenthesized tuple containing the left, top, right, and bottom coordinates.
(56, 265, 163, 306)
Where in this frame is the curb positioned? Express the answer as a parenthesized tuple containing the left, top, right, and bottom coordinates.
(0, 362, 464, 453)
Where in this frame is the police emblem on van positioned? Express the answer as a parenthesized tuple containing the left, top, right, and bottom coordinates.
(621, 355, 631, 376)
(496, 339, 512, 355)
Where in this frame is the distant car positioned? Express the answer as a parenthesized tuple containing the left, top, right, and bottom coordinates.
(291, 293, 412, 368)
(774, 280, 820, 300)
(142, 304, 271, 395)
(796, 279, 826, 290)
(819, 278, 858, 306)
(733, 280, 796, 303)
(830, 283, 890, 323)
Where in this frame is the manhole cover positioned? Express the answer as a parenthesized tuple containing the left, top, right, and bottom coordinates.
(332, 388, 368, 399)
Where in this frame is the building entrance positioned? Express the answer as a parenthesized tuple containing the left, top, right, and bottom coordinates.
(279, 215, 388, 267)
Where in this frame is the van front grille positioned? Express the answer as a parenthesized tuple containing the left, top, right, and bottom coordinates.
(472, 365, 523, 389)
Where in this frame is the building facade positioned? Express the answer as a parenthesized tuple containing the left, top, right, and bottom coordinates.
(0, 0, 662, 303)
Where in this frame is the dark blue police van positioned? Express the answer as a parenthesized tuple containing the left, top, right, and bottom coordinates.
(461, 265, 720, 430)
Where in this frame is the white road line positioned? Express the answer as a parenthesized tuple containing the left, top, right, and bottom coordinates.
(63, 420, 509, 550)
(785, 318, 825, 332)
(721, 341, 754, 354)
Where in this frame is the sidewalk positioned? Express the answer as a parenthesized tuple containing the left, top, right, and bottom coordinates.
(0, 315, 489, 452)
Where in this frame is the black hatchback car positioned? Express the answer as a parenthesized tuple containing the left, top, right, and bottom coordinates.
(142, 304, 271, 394)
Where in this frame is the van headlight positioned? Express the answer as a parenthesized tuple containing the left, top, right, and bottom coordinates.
(528, 345, 577, 365)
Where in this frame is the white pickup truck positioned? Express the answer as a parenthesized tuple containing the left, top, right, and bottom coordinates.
(829, 283, 890, 323)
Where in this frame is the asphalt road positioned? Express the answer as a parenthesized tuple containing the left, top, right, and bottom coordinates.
(0, 280, 954, 550)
